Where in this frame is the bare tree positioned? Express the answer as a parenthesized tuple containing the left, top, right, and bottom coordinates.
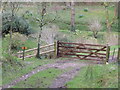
(103, 2, 117, 32)
(70, 1, 75, 32)
(41, 25, 59, 44)
(88, 18, 102, 38)
(34, 2, 58, 58)
(3, 2, 19, 54)
(114, 2, 118, 18)
(65, 2, 71, 8)
(103, 2, 117, 44)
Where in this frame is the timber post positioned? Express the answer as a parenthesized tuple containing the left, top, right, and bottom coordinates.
(106, 45, 110, 63)
(117, 48, 120, 64)
(54, 41, 57, 58)
(56, 40, 59, 58)
(21, 46, 27, 60)
(112, 48, 115, 60)
(23, 49, 25, 60)
(54, 40, 59, 58)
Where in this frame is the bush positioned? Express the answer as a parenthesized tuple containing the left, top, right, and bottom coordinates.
(4, 33, 28, 50)
(2, 13, 34, 36)
(54, 32, 72, 43)
(88, 18, 102, 38)
(84, 8, 88, 12)
(41, 24, 59, 44)
(79, 15, 84, 18)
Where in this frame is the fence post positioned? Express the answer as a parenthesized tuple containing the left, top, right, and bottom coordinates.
(54, 41, 57, 58)
(117, 48, 120, 63)
(54, 40, 59, 58)
(112, 48, 115, 60)
(56, 40, 59, 58)
(23, 49, 25, 60)
(106, 45, 110, 63)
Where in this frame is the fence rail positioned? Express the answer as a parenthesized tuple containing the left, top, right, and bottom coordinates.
(17, 43, 55, 54)
(15, 40, 120, 63)
(16, 43, 55, 59)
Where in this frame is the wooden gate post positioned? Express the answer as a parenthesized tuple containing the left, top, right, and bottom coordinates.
(117, 48, 120, 63)
(56, 41, 59, 57)
(54, 40, 59, 58)
(106, 45, 110, 63)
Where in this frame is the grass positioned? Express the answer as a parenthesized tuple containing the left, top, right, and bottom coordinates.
(2, 4, 119, 88)
(12, 68, 64, 88)
(0, 67, 2, 87)
(2, 4, 118, 52)
(2, 57, 57, 85)
(110, 45, 120, 56)
(17, 4, 117, 31)
(66, 63, 118, 88)
(2, 37, 38, 54)
(59, 30, 118, 45)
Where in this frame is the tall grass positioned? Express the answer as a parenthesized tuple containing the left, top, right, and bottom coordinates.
(66, 64, 118, 88)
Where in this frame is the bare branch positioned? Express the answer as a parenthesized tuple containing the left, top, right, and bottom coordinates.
(42, 13, 58, 26)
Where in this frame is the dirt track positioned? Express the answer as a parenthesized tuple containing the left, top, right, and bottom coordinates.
(49, 63, 86, 88)
(2, 59, 95, 88)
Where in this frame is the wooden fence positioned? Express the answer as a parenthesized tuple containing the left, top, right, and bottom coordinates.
(16, 43, 55, 59)
(110, 47, 120, 62)
(15, 40, 120, 63)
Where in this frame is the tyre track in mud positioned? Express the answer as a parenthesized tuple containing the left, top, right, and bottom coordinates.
(2, 59, 79, 88)
(49, 63, 86, 88)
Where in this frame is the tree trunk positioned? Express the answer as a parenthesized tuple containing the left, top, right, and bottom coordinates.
(114, 2, 118, 18)
(36, 34, 41, 58)
(8, 28, 12, 54)
(93, 31, 98, 38)
(105, 6, 110, 32)
(36, 2, 46, 58)
(65, 2, 71, 8)
(105, 5, 111, 44)
(8, 7, 14, 54)
(70, 1, 75, 32)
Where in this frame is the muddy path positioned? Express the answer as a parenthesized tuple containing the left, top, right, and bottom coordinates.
(49, 63, 86, 88)
(2, 59, 94, 88)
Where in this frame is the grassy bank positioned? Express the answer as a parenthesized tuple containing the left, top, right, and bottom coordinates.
(66, 64, 118, 88)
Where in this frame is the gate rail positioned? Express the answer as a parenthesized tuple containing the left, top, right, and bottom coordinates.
(56, 41, 110, 63)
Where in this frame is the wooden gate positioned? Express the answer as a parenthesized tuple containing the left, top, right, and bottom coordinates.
(56, 41, 110, 62)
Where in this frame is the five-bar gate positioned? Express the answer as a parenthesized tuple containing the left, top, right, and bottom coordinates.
(56, 41, 110, 63)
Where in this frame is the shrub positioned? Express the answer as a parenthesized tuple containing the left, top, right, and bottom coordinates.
(88, 18, 102, 38)
(79, 15, 84, 18)
(2, 13, 34, 36)
(4, 33, 28, 50)
(41, 24, 59, 44)
(84, 8, 88, 12)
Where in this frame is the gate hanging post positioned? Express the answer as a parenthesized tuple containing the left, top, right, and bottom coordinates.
(117, 48, 120, 63)
(56, 40, 59, 58)
(54, 41, 57, 58)
(106, 45, 110, 63)
(54, 40, 59, 58)
(112, 48, 116, 60)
